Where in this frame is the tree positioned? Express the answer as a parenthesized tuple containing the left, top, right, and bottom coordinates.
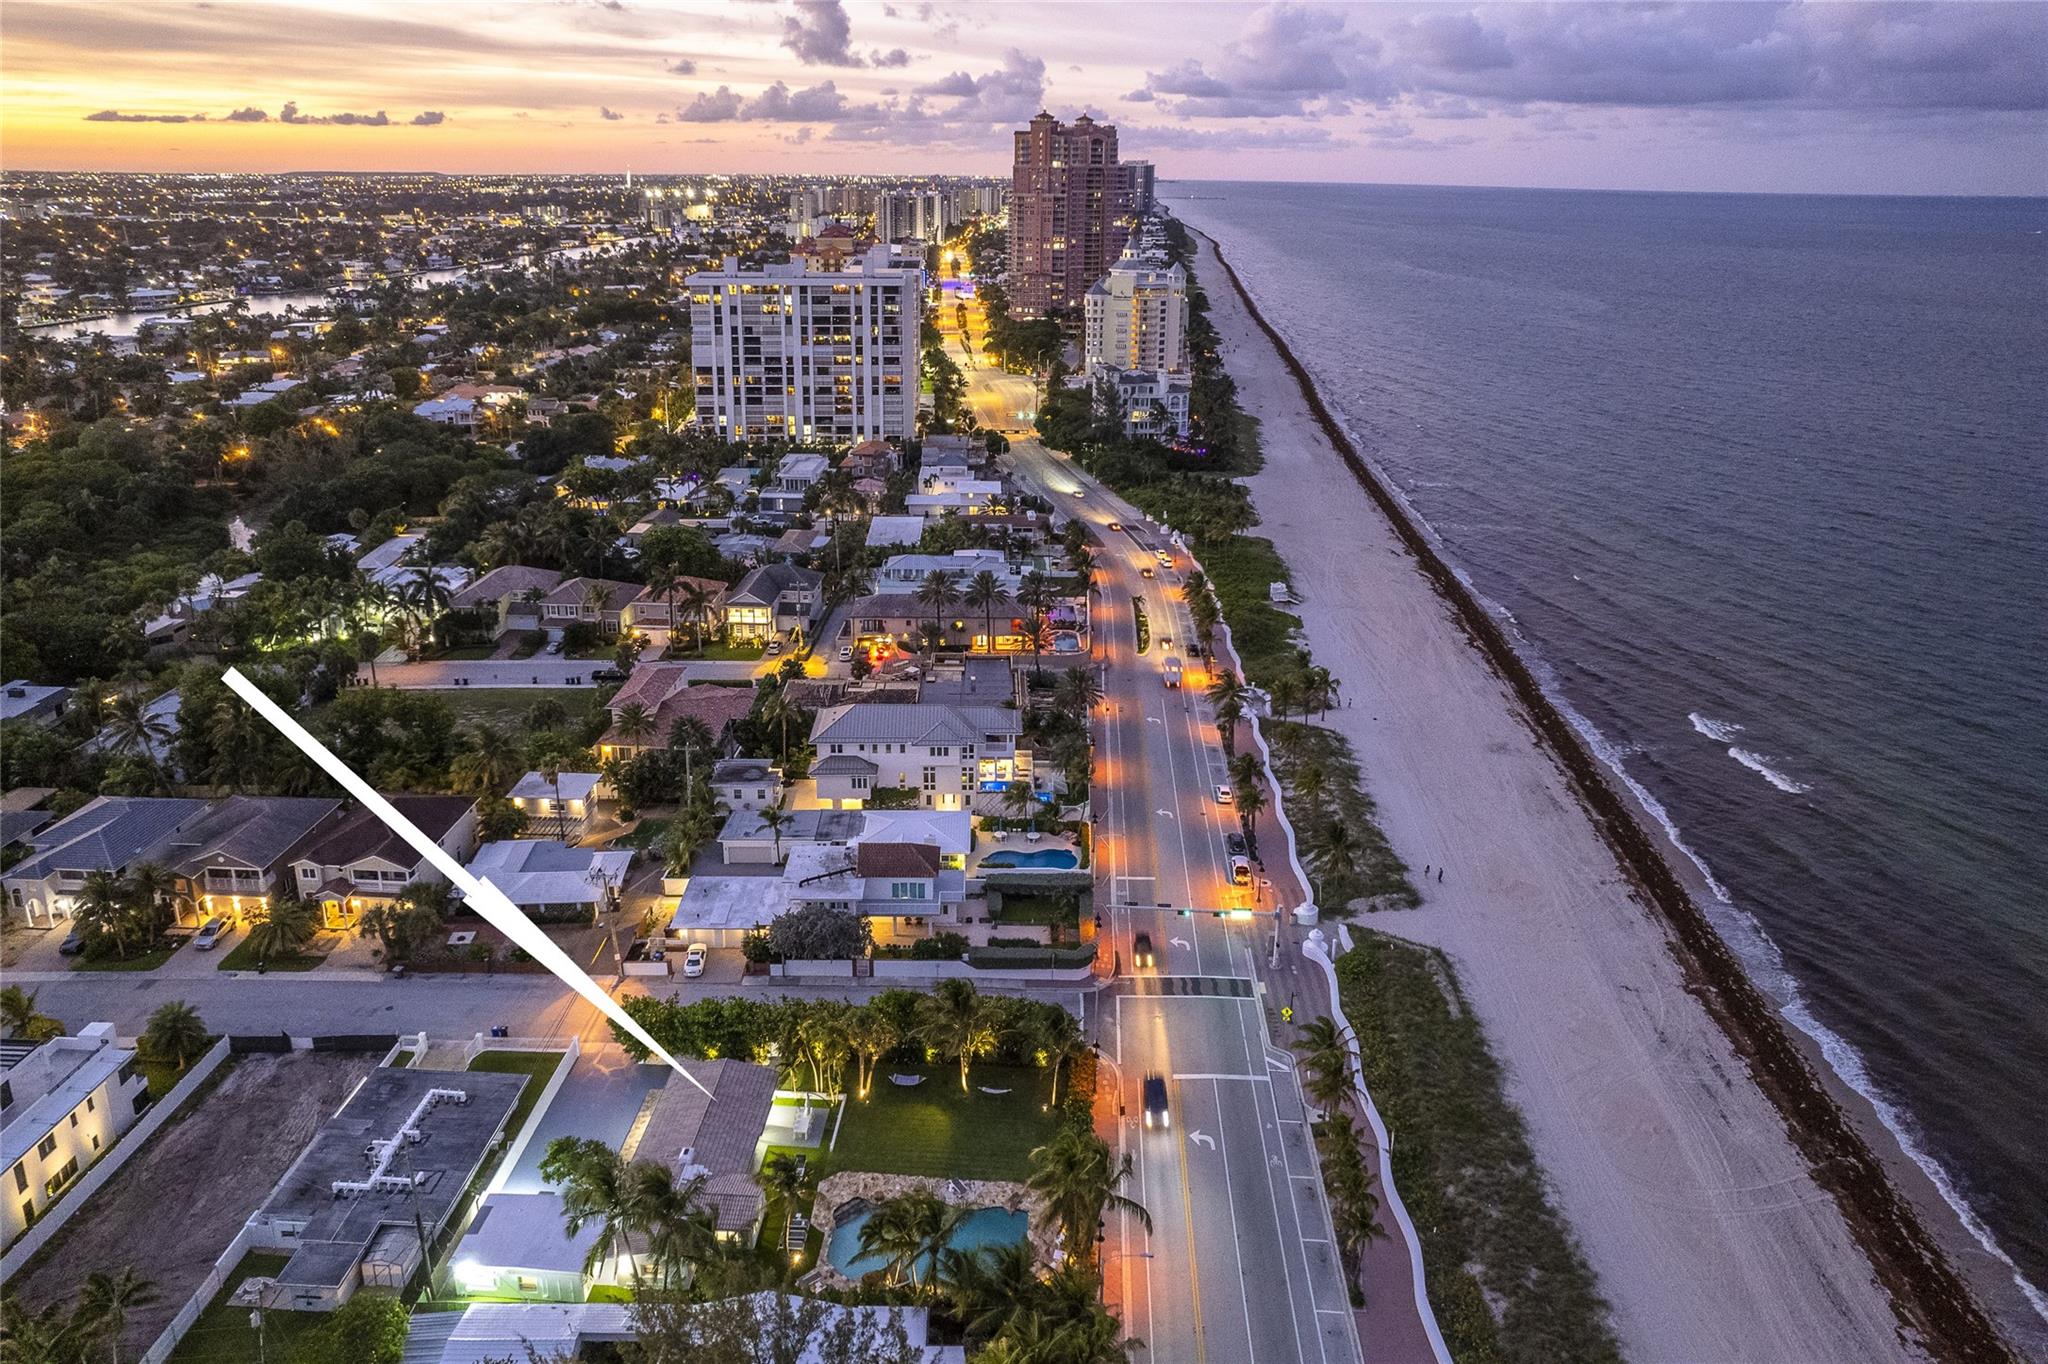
(1025, 1126, 1151, 1265)
(0, 985, 63, 1042)
(77, 1267, 160, 1364)
(244, 896, 320, 964)
(963, 569, 1004, 656)
(918, 978, 1003, 1094)
(126, 863, 183, 938)
(856, 1189, 965, 1293)
(140, 1000, 208, 1072)
(624, 1161, 717, 1291)
(73, 870, 139, 960)
(758, 804, 791, 865)
(1032, 1006, 1089, 1106)
(1306, 817, 1360, 905)
(764, 903, 872, 962)
(844, 1002, 901, 1100)
(540, 1136, 643, 1280)
(1235, 779, 1268, 863)
(360, 897, 440, 964)
(938, 1240, 1043, 1342)
(450, 723, 523, 796)
(291, 1291, 409, 1364)
(1055, 667, 1102, 720)
(102, 692, 173, 787)
(1296, 1016, 1359, 1115)
(916, 570, 961, 652)
(627, 1289, 919, 1364)
(613, 700, 655, 749)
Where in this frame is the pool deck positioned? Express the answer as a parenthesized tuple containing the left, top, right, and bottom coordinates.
(968, 833, 1082, 875)
(805, 1171, 1057, 1289)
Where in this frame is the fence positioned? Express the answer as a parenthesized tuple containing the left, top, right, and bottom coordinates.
(481, 1037, 582, 1196)
(137, 1223, 259, 1364)
(459, 1031, 580, 1067)
(0, 1036, 231, 1279)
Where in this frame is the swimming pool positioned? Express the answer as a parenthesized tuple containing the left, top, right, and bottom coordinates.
(825, 1203, 1029, 1280)
(979, 848, 1079, 869)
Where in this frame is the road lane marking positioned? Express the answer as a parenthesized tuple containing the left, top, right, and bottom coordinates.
(222, 666, 712, 1098)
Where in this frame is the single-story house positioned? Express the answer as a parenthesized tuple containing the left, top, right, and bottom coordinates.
(466, 840, 632, 921)
(866, 515, 925, 549)
(635, 1060, 778, 1242)
(449, 565, 565, 636)
(507, 772, 602, 838)
(451, 1191, 601, 1303)
(0, 681, 70, 727)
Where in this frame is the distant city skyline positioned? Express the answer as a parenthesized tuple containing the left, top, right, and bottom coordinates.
(4, 0, 2045, 196)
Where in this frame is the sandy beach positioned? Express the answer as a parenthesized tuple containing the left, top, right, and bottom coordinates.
(1188, 230, 1998, 1363)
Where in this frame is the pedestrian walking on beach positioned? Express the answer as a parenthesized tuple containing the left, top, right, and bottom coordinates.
(1438, 867, 1444, 883)
(1424, 864, 1431, 877)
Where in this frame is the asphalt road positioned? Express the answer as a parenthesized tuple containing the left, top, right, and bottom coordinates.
(998, 430, 1365, 1364)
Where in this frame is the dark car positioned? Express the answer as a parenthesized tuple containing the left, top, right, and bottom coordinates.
(1131, 931, 1155, 969)
(57, 929, 86, 956)
(591, 666, 626, 683)
(1225, 832, 1248, 858)
(1142, 1075, 1170, 1130)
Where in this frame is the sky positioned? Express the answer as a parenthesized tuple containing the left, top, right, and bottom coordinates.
(3, 0, 2044, 196)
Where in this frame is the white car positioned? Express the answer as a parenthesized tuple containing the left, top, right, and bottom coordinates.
(682, 943, 709, 978)
(838, 644, 853, 662)
(1214, 784, 1233, 806)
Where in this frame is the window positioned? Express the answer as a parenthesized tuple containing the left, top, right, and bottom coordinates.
(11, 1162, 25, 1194)
(517, 1276, 540, 1293)
(890, 881, 929, 901)
(84, 1095, 94, 1113)
(36, 1135, 57, 1160)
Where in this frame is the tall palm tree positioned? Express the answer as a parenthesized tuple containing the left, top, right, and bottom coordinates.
(206, 697, 264, 791)
(759, 804, 791, 865)
(541, 1137, 641, 1282)
(141, 1000, 209, 1072)
(919, 977, 1005, 1093)
(938, 1240, 1043, 1341)
(1235, 780, 1268, 863)
(451, 723, 523, 796)
(963, 569, 1004, 656)
(612, 701, 655, 750)
(917, 570, 961, 653)
(857, 1189, 965, 1294)
(675, 579, 716, 657)
(1307, 817, 1360, 903)
(73, 870, 137, 960)
(103, 692, 173, 786)
(623, 1160, 716, 1291)
(1295, 1016, 1359, 1114)
(245, 897, 319, 964)
(1017, 571, 1055, 680)
(1055, 667, 1102, 720)
(1025, 1126, 1151, 1265)
(1033, 1007, 1089, 1106)
(78, 1266, 161, 1364)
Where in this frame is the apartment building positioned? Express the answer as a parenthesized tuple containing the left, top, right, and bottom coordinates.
(1083, 256, 1188, 376)
(1009, 112, 1126, 318)
(688, 245, 921, 443)
(2, 1024, 149, 1245)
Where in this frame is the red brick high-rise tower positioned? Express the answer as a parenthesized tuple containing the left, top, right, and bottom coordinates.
(1008, 111, 1126, 319)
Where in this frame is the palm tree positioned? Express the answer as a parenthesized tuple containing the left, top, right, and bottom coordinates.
(541, 1137, 641, 1282)
(451, 723, 523, 796)
(757, 1151, 810, 1211)
(244, 896, 319, 964)
(1306, 817, 1359, 903)
(918, 978, 1003, 1093)
(540, 759, 569, 841)
(402, 568, 452, 656)
(623, 1160, 716, 1290)
(1033, 1007, 1089, 1106)
(676, 578, 716, 657)
(1025, 1126, 1151, 1265)
(845, 1003, 901, 1100)
(1295, 1016, 1359, 1114)
(73, 870, 137, 960)
(759, 804, 791, 865)
(857, 1189, 965, 1294)
(125, 862, 182, 936)
(1235, 780, 1268, 863)
(917, 570, 961, 652)
(938, 1240, 1043, 1341)
(526, 696, 569, 732)
(103, 692, 173, 786)
(1293, 760, 1327, 815)
(141, 1000, 209, 1072)
(1001, 779, 1040, 828)
(963, 569, 1004, 655)
(0, 985, 62, 1042)
(1017, 571, 1055, 680)
(1207, 671, 1244, 755)
(206, 697, 263, 791)
(1269, 674, 1302, 722)
(612, 701, 655, 750)
(78, 1266, 161, 1364)
(1055, 667, 1102, 720)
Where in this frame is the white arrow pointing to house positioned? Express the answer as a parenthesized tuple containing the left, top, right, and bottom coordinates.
(1189, 1130, 1216, 1151)
(223, 667, 712, 1100)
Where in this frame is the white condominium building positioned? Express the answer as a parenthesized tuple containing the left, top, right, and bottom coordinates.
(1084, 255, 1188, 377)
(688, 245, 921, 444)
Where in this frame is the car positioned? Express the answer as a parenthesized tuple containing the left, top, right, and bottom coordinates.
(766, 638, 783, 656)
(1159, 635, 1173, 650)
(838, 644, 853, 662)
(1226, 831, 1248, 857)
(1131, 931, 1155, 969)
(1142, 1075, 1170, 1130)
(1215, 784, 1233, 805)
(683, 942, 709, 978)
(193, 916, 229, 950)
(57, 929, 86, 956)
(1108, 521, 1123, 532)
(1157, 550, 1174, 567)
(591, 666, 626, 683)
(544, 638, 564, 655)
(1139, 565, 1155, 579)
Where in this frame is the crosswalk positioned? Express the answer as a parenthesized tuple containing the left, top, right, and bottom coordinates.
(1126, 974, 1256, 998)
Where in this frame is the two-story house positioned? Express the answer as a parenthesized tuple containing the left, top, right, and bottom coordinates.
(719, 564, 823, 645)
(711, 759, 782, 814)
(538, 577, 643, 636)
(447, 566, 564, 638)
(846, 592, 1032, 656)
(619, 575, 728, 652)
(595, 665, 757, 761)
(288, 796, 479, 931)
(160, 796, 343, 923)
(807, 703, 1028, 812)
(784, 841, 965, 945)
(2, 1024, 150, 1244)
(508, 772, 602, 839)
(758, 452, 829, 518)
(3, 797, 209, 927)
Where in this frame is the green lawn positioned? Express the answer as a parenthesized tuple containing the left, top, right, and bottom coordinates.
(468, 1050, 567, 1142)
(441, 687, 598, 730)
(217, 939, 326, 972)
(614, 817, 672, 851)
(663, 640, 765, 662)
(829, 1063, 1056, 1183)
(165, 1252, 326, 1364)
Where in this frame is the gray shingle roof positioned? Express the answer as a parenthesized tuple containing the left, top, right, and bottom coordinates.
(6, 796, 209, 880)
(636, 1060, 777, 1234)
(160, 796, 342, 873)
(810, 702, 1021, 748)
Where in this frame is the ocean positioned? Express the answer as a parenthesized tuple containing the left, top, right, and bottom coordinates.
(1170, 182, 2048, 1318)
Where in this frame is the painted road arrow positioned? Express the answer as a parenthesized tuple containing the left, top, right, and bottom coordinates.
(1189, 1130, 1217, 1151)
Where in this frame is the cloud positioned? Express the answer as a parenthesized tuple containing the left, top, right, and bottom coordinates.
(223, 106, 268, 122)
(1122, 88, 1154, 103)
(279, 101, 390, 126)
(742, 80, 856, 121)
(870, 47, 910, 68)
(84, 109, 202, 123)
(600, 106, 624, 120)
(907, 48, 1044, 122)
(666, 57, 696, 75)
(677, 86, 744, 122)
(410, 110, 446, 125)
(782, 0, 860, 66)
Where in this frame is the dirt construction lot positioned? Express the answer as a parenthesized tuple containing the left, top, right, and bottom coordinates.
(11, 1051, 380, 1358)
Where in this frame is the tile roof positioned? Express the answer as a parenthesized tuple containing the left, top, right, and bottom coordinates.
(635, 1060, 777, 1234)
(855, 842, 941, 878)
(296, 796, 476, 869)
(450, 565, 564, 608)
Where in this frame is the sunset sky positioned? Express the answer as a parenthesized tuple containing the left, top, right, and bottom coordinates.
(4, 0, 2044, 195)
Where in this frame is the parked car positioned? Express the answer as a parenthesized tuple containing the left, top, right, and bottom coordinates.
(766, 637, 783, 656)
(1158, 550, 1175, 567)
(838, 644, 853, 662)
(193, 916, 229, 950)
(1132, 931, 1155, 969)
(1215, 784, 1233, 805)
(1226, 831, 1249, 857)
(1143, 1075, 1170, 1129)
(683, 942, 708, 978)
(591, 666, 626, 683)
(57, 929, 86, 956)
(544, 637, 563, 655)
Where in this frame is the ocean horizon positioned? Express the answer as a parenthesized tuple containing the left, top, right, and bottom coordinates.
(1171, 180, 2048, 1322)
